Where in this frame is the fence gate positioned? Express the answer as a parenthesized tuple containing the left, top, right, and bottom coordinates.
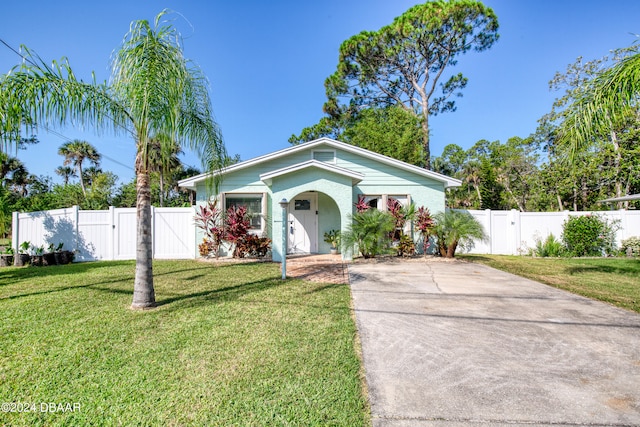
(12, 206, 196, 261)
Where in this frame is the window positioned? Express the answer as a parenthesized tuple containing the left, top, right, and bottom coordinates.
(224, 194, 264, 230)
(358, 194, 410, 211)
(364, 195, 381, 210)
(312, 150, 336, 163)
(294, 199, 311, 210)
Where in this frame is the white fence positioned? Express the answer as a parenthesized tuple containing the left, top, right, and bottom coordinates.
(11, 206, 196, 261)
(462, 209, 640, 255)
(11, 207, 640, 260)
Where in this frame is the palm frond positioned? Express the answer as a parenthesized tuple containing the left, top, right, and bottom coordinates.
(558, 49, 640, 159)
(1, 47, 130, 138)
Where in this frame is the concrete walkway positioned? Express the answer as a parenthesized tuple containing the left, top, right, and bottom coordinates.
(348, 258, 640, 426)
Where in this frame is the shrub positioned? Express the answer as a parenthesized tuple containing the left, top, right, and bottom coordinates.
(395, 233, 416, 257)
(225, 205, 271, 258)
(561, 215, 619, 257)
(601, 216, 621, 256)
(621, 236, 640, 257)
(198, 239, 214, 257)
(234, 234, 271, 258)
(194, 200, 224, 258)
(194, 201, 271, 258)
(533, 233, 565, 257)
(341, 209, 395, 258)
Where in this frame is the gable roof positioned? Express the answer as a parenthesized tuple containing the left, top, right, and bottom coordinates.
(178, 137, 461, 190)
(260, 159, 365, 186)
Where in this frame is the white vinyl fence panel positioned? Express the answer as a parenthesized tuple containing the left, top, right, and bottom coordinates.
(461, 209, 640, 255)
(12, 206, 196, 261)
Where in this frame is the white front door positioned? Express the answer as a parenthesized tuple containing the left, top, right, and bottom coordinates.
(288, 192, 318, 254)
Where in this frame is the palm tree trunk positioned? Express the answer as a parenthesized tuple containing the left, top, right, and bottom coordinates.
(446, 241, 458, 258)
(159, 174, 165, 207)
(131, 151, 156, 309)
(78, 163, 87, 197)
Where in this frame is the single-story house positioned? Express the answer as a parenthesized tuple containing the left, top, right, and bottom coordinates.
(178, 138, 461, 260)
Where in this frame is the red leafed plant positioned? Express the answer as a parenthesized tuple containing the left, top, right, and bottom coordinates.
(194, 200, 224, 258)
(225, 205, 253, 258)
(415, 206, 435, 254)
(387, 197, 404, 229)
(355, 195, 370, 213)
(195, 201, 271, 259)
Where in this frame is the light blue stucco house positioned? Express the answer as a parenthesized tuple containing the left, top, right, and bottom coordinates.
(178, 138, 461, 260)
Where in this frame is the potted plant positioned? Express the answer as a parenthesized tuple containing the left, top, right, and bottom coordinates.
(15, 241, 31, 266)
(324, 229, 341, 255)
(43, 243, 57, 266)
(53, 242, 65, 265)
(62, 249, 76, 264)
(0, 247, 14, 267)
(31, 245, 45, 267)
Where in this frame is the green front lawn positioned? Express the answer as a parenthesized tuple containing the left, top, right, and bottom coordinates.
(0, 260, 369, 426)
(461, 254, 640, 313)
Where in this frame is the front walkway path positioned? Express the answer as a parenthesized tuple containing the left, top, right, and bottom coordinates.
(348, 258, 640, 426)
(286, 254, 349, 284)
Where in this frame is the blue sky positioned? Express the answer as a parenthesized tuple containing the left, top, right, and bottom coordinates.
(2, 0, 640, 185)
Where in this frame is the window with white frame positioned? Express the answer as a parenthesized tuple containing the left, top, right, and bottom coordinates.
(224, 193, 265, 230)
(312, 150, 336, 163)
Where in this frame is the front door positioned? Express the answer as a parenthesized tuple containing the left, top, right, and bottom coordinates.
(288, 192, 318, 254)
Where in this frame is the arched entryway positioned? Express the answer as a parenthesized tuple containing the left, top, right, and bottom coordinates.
(286, 191, 342, 255)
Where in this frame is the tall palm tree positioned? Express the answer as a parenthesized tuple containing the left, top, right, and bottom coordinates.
(55, 166, 77, 185)
(58, 140, 100, 196)
(558, 47, 640, 157)
(1, 10, 226, 309)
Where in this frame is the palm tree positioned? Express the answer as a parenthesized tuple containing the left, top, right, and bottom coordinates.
(58, 140, 100, 196)
(55, 166, 77, 185)
(433, 210, 487, 258)
(82, 166, 103, 187)
(7, 164, 30, 197)
(0, 152, 23, 186)
(148, 135, 183, 207)
(1, 10, 226, 309)
(341, 209, 396, 258)
(558, 47, 640, 157)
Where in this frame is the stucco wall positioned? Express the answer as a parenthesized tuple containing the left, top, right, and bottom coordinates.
(268, 168, 354, 262)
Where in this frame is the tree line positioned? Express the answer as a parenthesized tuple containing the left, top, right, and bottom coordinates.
(432, 48, 640, 211)
(0, 138, 202, 238)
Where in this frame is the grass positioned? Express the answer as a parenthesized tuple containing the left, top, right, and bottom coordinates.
(461, 254, 640, 313)
(0, 260, 369, 426)
(0, 237, 9, 247)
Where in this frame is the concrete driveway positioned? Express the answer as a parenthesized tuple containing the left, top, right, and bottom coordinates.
(348, 258, 640, 426)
